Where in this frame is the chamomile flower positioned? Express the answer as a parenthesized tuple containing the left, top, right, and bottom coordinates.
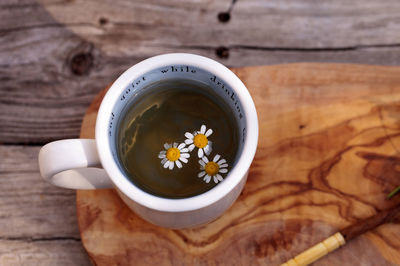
(184, 124, 213, 158)
(198, 154, 228, 184)
(158, 142, 190, 170)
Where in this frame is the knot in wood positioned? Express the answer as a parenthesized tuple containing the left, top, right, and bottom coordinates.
(99, 17, 108, 25)
(70, 52, 93, 76)
(216, 46, 230, 59)
(218, 12, 230, 23)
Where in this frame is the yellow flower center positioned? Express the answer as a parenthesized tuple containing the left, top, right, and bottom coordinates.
(193, 134, 208, 148)
(166, 148, 180, 161)
(205, 162, 219, 176)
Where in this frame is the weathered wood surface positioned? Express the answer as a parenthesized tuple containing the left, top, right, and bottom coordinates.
(0, 240, 91, 266)
(0, 145, 91, 265)
(2, 0, 400, 143)
(2, 0, 400, 265)
(77, 64, 400, 265)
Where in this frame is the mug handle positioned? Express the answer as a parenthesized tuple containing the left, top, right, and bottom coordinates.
(38, 139, 113, 189)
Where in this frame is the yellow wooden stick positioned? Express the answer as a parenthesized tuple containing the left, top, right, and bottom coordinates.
(281, 232, 346, 266)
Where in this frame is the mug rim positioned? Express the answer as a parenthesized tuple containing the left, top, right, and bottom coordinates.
(96, 53, 258, 212)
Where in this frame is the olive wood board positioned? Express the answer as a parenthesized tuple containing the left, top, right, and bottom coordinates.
(77, 63, 400, 265)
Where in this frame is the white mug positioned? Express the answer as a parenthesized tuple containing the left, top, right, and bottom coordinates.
(38, 53, 258, 229)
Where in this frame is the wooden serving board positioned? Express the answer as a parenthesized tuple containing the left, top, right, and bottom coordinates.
(77, 63, 400, 266)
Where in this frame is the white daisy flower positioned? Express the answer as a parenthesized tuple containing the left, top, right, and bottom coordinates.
(158, 142, 190, 170)
(184, 124, 213, 158)
(198, 154, 228, 184)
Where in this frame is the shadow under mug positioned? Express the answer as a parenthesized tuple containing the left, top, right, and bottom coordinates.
(38, 53, 258, 229)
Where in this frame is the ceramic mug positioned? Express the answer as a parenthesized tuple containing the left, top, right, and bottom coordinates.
(38, 53, 258, 229)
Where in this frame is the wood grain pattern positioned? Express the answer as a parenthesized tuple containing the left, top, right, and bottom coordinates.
(0, 145, 80, 238)
(77, 64, 400, 265)
(3, 0, 400, 143)
(0, 239, 91, 266)
(0, 145, 92, 265)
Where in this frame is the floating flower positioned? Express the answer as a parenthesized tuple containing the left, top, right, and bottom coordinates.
(158, 142, 190, 170)
(184, 125, 213, 158)
(198, 154, 228, 183)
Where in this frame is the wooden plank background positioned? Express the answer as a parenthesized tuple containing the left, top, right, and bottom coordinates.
(1, 0, 400, 265)
(3, 0, 400, 143)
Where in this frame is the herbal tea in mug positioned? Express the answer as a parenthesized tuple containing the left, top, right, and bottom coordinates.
(39, 54, 258, 228)
(117, 79, 240, 198)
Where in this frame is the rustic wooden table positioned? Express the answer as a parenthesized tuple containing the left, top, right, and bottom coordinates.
(1, 0, 400, 265)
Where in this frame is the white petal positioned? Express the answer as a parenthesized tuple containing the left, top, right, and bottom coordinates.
(173, 142, 178, 148)
(188, 144, 195, 151)
(205, 128, 213, 137)
(159, 151, 166, 155)
(204, 145, 211, 155)
(199, 160, 205, 167)
(158, 154, 166, 159)
(213, 154, 220, 162)
(216, 174, 223, 181)
(198, 148, 204, 158)
(219, 168, 228, 173)
(163, 161, 170, 168)
(198, 171, 206, 177)
(185, 139, 193, 144)
(179, 157, 188, 163)
(181, 148, 189, 153)
(204, 175, 211, 183)
(217, 159, 227, 165)
(203, 145, 208, 153)
(164, 143, 171, 149)
(213, 176, 218, 183)
(181, 153, 190, 158)
(220, 164, 228, 168)
(161, 158, 167, 165)
(185, 132, 194, 139)
(178, 143, 185, 150)
(175, 160, 182, 168)
(200, 125, 206, 134)
(202, 156, 209, 163)
(208, 141, 213, 148)
(169, 162, 174, 170)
